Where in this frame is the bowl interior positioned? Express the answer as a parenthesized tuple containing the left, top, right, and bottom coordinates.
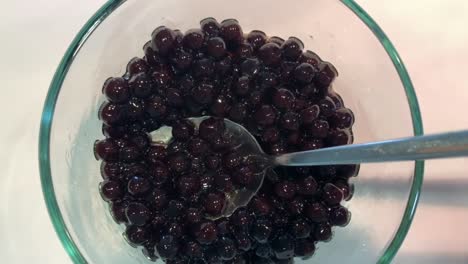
(40, 0, 423, 263)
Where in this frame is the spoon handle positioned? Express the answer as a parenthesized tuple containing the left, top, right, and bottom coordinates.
(275, 130, 468, 166)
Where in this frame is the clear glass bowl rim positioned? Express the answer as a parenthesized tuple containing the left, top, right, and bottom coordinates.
(38, 0, 425, 263)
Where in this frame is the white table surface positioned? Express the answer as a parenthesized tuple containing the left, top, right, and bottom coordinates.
(1, 0, 467, 263)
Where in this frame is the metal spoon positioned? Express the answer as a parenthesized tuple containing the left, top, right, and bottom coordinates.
(151, 117, 468, 218)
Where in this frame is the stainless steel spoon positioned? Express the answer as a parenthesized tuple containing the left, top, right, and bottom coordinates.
(151, 117, 468, 218)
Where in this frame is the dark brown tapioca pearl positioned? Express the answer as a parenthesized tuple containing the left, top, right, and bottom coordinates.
(281, 37, 304, 61)
(165, 88, 184, 107)
(121, 162, 148, 179)
(294, 239, 315, 258)
(306, 119, 329, 138)
(200, 17, 220, 37)
(293, 97, 310, 112)
(183, 29, 205, 50)
(151, 26, 176, 56)
(250, 196, 272, 216)
(213, 173, 234, 193)
(199, 117, 225, 140)
(314, 62, 338, 89)
(257, 70, 279, 89)
(318, 97, 336, 117)
(192, 58, 215, 78)
(215, 55, 233, 76)
(234, 232, 252, 251)
(102, 124, 126, 138)
(166, 200, 186, 218)
(152, 68, 173, 88)
(329, 108, 354, 130)
(240, 58, 261, 77)
(233, 165, 256, 188)
(146, 96, 167, 119)
(254, 105, 277, 127)
(255, 244, 274, 259)
(300, 138, 324, 151)
(125, 225, 149, 245)
(247, 30, 267, 51)
(199, 172, 214, 192)
(204, 192, 226, 217)
(220, 19, 244, 46)
(141, 117, 161, 132)
(167, 222, 185, 238)
(177, 74, 195, 93)
(228, 103, 248, 123)
(100, 162, 121, 180)
(206, 37, 226, 58)
(127, 57, 149, 76)
(177, 175, 201, 197)
(328, 91, 344, 108)
(150, 162, 170, 185)
(149, 188, 168, 210)
(268, 36, 285, 46)
(274, 181, 297, 200)
(305, 202, 328, 222)
(99, 102, 125, 125)
(279, 61, 298, 82)
(272, 88, 295, 111)
(291, 218, 312, 239)
(286, 131, 301, 145)
(271, 234, 295, 260)
(170, 49, 193, 70)
(143, 41, 165, 66)
(172, 29, 185, 49)
(94, 139, 119, 161)
(142, 243, 158, 262)
(251, 218, 273, 243)
(299, 50, 320, 67)
(322, 183, 344, 205)
(146, 145, 167, 163)
(123, 98, 145, 121)
(186, 207, 203, 224)
(103, 77, 130, 103)
(235, 43, 253, 61)
(269, 141, 287, 155)
(215, 218, 232, 236)
(129, 132, 150, 152)
(298, 83, 323, 101)
(110, 201, 128, 223)
(232, 76, 251, 96)
(297, 176, 318, 196)
(183, 240, 203, 259)
(280, 112, 300, 131)
(223, 151, 244, 170)
(288, 197, 305, 216)
(157, 235, 180, 260)
(126, 202, 151, 226)
(258, 43, 281, 66)
(191, 81, 215, 105)
(337, 164, 360, 179)
(128, 176, 151, 196)
(300, 105, 320, 125)
(204, 154, 221, 170)
(194, 221, 218, 244)
(327, 129, 352, 146)
(167, 153, 191, 173)
(100, 180, 123, 201)
(230, 208, 252, 230)
(210, 95, 231, 117)
(119, 141, 141, 162)
(329, 206, 351, 227)
(333, 179, 354, 201)
(261, 127, 280, 143)
(314, 223, 332, 241)
(294, 63, 317, 84)
(171, 119, 195, 141)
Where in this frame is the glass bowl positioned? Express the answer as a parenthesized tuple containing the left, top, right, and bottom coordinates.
(39, 0, 424, 263)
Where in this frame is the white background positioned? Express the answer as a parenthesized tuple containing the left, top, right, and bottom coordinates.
(1, 0, 467, 263)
